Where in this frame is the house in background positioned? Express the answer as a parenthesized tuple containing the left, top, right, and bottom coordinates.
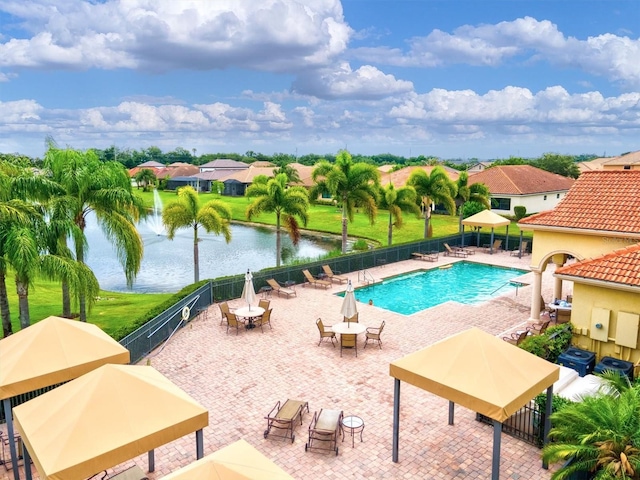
(518, 171, 640, 368)
(199, 159, 248, 173)
(467, 161, 493, 173)
(469, 165, 574, 215)
(601, 150, 640, 171)
(218, 164, 276, 196)
(381, 165, 460, 188)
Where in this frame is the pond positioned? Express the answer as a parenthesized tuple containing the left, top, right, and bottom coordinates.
(83, 213, 340, 293)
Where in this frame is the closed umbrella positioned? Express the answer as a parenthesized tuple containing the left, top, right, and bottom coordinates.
(242, 269, 257, 310)
(340, 280, 358, 327)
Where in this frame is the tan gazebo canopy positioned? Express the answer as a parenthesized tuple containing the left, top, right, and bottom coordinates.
(14, 364, 208, 480)
(462, 210, 510, 252)
(389, 328, 559, 480)
(161, 439, 294, 479)
(0, 316, 130, 479)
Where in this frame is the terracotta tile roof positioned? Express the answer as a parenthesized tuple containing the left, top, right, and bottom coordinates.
(468, 165, 575, 195)
(383, 165, 460, 188)
(520, 171, 640, 234)
(555, 243, 640, 287)
(220, 166, 275, 183)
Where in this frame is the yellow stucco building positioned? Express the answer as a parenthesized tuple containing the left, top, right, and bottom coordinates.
(518, 171, 640, 369)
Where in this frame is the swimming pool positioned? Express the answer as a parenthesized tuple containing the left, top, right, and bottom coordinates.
(345, 262, 528, 315)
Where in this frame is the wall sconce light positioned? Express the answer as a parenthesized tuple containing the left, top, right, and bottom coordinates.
(595, 323, 603, 329)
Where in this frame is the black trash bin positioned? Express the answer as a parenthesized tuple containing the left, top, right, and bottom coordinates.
(593, 356, 634, 381)
(557, 347, 596, 377)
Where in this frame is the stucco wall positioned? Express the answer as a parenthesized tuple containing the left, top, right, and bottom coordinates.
(570, 283, 640, 365)
(492, 192, 567, 215)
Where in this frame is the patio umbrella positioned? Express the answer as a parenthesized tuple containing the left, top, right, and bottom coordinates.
(241, 269, 257, 310)
(340, 280, 358, 328)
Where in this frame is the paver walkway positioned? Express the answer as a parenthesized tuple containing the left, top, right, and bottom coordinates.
(5, 250, 565, 479)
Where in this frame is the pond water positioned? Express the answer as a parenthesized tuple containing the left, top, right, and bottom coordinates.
(83, 213, 339, 293)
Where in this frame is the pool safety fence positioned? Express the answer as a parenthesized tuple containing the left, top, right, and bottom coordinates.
(476, 401, 546, 447)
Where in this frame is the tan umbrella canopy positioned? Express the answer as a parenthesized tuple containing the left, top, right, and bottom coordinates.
(461, 210, 510, 252)
(389, 328, 559, 480)
(13, 364, 208, 480)
(160, 439, 294, 480)
(0, 316, 130, 479)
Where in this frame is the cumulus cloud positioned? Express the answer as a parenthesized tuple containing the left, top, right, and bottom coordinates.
(352, 16, 640, 87)
(0, 0, 352, 72)
(292, 62, 413, 99)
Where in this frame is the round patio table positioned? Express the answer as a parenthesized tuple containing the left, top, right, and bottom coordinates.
(331, 322, 366, 335)
(234, 306, 265, 329)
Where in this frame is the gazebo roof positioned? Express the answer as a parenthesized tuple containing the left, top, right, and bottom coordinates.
(462, 210, 510, 229)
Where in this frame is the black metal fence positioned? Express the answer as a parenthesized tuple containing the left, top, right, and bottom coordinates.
(120, 282, 213, 364)
(476, 401, 545, 447)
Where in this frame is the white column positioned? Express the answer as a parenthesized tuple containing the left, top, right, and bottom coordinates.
(530, 270, 542, 321)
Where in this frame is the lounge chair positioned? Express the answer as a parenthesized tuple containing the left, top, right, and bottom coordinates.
(411, 251, 439, 262)
(316, 318, 336, 346)
(340, 333, 357, 357)
(266, 279, 296, 298)
(364, 321, 385, 349)
(254, 308, 272, 332)
(483, 239, 502, 253)
(305, 408, 343, 455)
(443, 243, 468, 258)
(526, 319, 550, 336)
(510, 241, 529, 257)
(302, 269, 332, 289)
(452, 245, 475, 255)
(322, 265, 348, 284)
(502, 330, 529, 345)
(264, 399, 309, 443)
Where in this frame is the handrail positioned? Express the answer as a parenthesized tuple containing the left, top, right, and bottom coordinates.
(358, 269, 375, 284)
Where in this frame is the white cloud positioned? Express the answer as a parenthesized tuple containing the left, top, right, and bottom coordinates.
(0, 0, 352, 72)
(292, 62, 413, 99)
(353, 16, 640, 87)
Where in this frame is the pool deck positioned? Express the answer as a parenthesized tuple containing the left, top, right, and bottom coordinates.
(7, 249, 564, 479)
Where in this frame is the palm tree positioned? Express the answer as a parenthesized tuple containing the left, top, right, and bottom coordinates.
(542, 377, 640, 479)
(162, 186, 232, 283)
(133, 168, 157, 191)
(311, 150, 380, 253)
(273, 164, 302, 184)
(246, 173, 310, 267)
(45, 146, 146, 321)
(379, 183, 421, 246)
(453, 171, 491, 232)
(407, 166, 456, 238)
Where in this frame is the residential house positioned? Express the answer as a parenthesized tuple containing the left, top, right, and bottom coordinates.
(518, 171, 640, 365)
(469, 165, 574, 215)
(218, 165, 276, 196)
(467, 161, 493, 173)
(601, 150, 640, 171)
(199, 159, 248, 173)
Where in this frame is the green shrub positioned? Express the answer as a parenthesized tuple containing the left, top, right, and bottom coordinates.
(519, 323, 573, 362)
(514, 206, 527, 220)
(352, 239, 369, 251)
(112, 280, 210, 340)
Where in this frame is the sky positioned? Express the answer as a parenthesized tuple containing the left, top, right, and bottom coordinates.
(0, 0, 639, 160)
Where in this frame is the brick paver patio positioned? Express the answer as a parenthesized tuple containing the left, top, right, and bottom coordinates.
(4, 250, 564, 479)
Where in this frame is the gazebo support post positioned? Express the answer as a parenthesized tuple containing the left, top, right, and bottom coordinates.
(392, 379, 400, 463)
(448, 401, 455, 425)
(196, 429, 204, 459)
(492, 420, 502, 480)
(505, 226, 509, 251)
(542, 385, 554, 469)
(148, 450, 155, 472)
(23, 447, 31, 480)
(2, 398, 20, 480)
(518, 231, 524, 258)
(460, 226, 465, 248)
(490, 228, 495, 254)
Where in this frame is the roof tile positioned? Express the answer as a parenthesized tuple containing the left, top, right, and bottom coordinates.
(520, 171, 640, 233)
(555, 243, 640, 287)
(468, 165, 575, 195)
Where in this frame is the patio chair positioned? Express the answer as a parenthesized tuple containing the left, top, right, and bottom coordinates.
(540, 296, 556, 321)
(266, 279, 296, 298)
(219, 301, 234, 326)
(340, 333, 358, 357)
(226, 312, 245, 335)
(510, 241, 529, 257)
(364, 320, 385, 349)
(305, 409, 343, 456)
(483, 239, 502, 253)
(344, 313, 359, 323)
(443, 243, 468, 258)
(302, 269, 332, 289)
(264, 399, 309, 443)
(502, 330, 529, 345)
(316, 318, 336, 347)
(322, 265, 348, 284)
(255, 308, 272, 332)
(526, 319, 550, 336)
(258, 299, 270, 310)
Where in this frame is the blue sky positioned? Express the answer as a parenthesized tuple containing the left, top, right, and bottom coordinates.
(1, 0, 638, 159)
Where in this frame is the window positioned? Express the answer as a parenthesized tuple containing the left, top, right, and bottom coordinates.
(557, 193, 560, 199)
(490, 197, 511, 210)
(624, 165, 631, 170)
(544, 195, 547, 200)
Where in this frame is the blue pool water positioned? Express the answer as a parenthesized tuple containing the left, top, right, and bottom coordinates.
(346, 262, 528, 315)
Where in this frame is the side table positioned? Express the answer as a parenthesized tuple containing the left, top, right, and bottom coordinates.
(284, 280, 296, 291)
(341, 415, 364, 447)
(259, 286, 272, 299)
